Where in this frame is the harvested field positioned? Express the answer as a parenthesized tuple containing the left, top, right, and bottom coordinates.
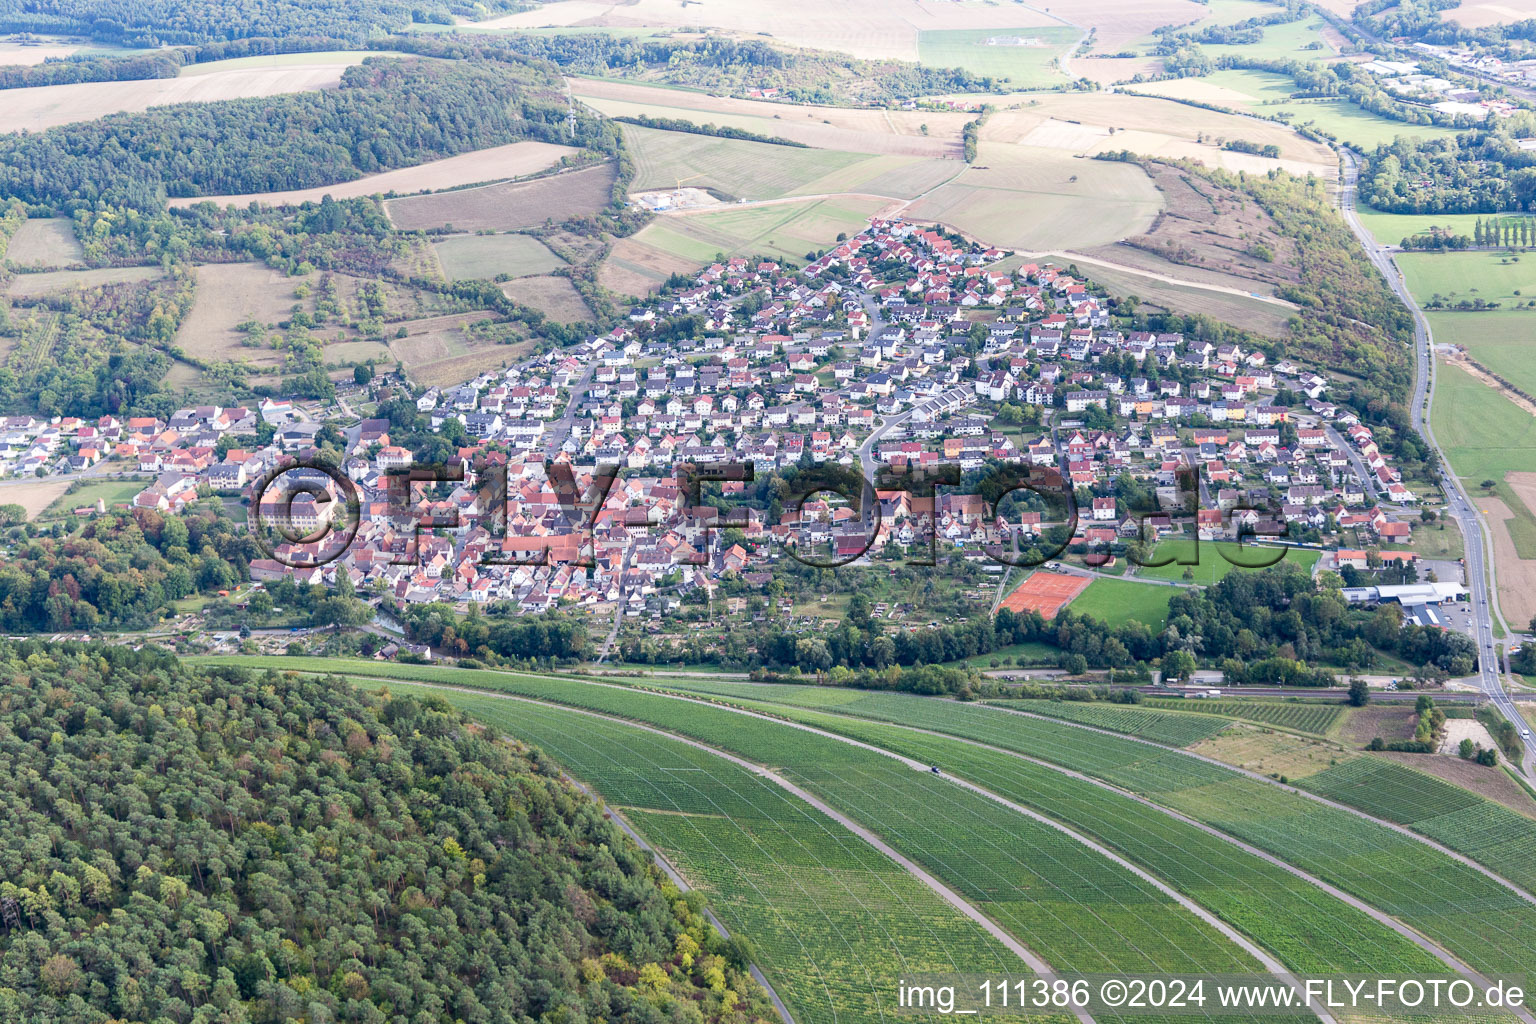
(572, 79, 970, 158)
(431, 234, 565, 281)
(169, 141, 577, 209)
(0, 39, 88, 65)
(1189, 725, 1344, 780)
(1338, 707, 1418, 748)
(384, 163, 615, 231)
(4, 218, 83, 268)
(1080, 262, 1294, 336)
(1073, 55, 1165, 85)
(7, 265, 161, 298)
(0, 64, 356, 134)
(1484, 494, 1536, 628)
(500, 275, 593, 322)
(388, 327, 532, 388)
(173, 262, 298, 368)
(1444, 0, 1536, 28)
(906, 147, 1161, 250)
(598, 236, 705, 297)
(998, 569, 1091, 618)
(477, 0, 1061, 60)
(0, 477, 74, 520)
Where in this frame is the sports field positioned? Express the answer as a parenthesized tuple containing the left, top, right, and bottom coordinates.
(1069, 577, 1175, 629)
(997, 570, 1091, 618)
(1134, 541, 1322, 585)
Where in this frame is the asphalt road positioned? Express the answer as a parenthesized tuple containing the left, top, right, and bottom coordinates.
(1338, 149, 1536, 780)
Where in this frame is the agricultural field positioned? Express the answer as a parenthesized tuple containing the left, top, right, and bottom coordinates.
(997, 699, 1231, 747)
(1427, 311, 1536, 399)
(169, 140, 576, 209)
(915, 26, 1081, 87)
(1355, 206, 1536, 249)
(173, 262, 297, 370)
(37, 478, 146, 519)
(1398, 250, 1536, 310)
(1429, 356, 1536, 620)
(618, 124, 956, 202)
(430, 233, 566, 281)
(1299, 757, 1536, 893)
(397, 686, 1054, 1024)
(1133, 541, 1322, 586)
(383, 163, 615, 231)
(1067, 261, 1295, 338)
(1188, 725, 1346, 781)
(0, 60, 362, 134)
(4, 217, 83, 268)
(0, 476, 74, 520)
(571, 80, 972, 158)
(602, 196, 889, 293)
(499, 275, 593, 322)
(907, 148, 1162, 251)
(385, 322, 531, 389)
(5, 265, 161, 298)
(1143, 699, 1346, 736)
(1067, 577, 1175, 630)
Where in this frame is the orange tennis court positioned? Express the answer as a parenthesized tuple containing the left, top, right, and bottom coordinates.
(999, 570, 1091, 619)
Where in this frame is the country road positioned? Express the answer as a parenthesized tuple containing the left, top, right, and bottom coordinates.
(1337, 148, 1536, 781)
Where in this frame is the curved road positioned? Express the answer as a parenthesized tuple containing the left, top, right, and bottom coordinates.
(1337, 150, 1536, 781)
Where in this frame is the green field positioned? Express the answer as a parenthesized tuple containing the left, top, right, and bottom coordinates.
(1427, 310, 1536, 398)
(915, 26, 1080, 88)
(1356, 205, 1536, 249)
(1398, 250, 1536, 309)
(633, 196, 888, 265)
(622, 124, 870, 201)
(998, 699, 1230, 746)
(1134, 541, 1321, 586)
(1068, 577, 1175, 630)
(1430, 358, 1536, 557)
(38, 478, 146, 518)
(1200, 14, 1338, 63)
(431, 233, 565, 280)
(1143, 699, 1345, 736)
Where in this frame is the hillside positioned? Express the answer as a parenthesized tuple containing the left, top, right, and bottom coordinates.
(0, 645, 776, 1024)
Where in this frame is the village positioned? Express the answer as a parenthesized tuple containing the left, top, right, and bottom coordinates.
(9, 217, 1452, 644)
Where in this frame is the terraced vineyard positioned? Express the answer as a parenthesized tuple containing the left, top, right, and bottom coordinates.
(1299, 757, 1536, 893)
(1144, 699, 1345, 735)
(637, 680, 1536, 981)
(378, 684, 1060, 1024)
(991, 700, 1232, 746)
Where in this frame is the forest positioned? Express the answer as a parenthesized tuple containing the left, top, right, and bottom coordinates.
(1361, 130, 1536, 214)
(0, 57, 593, 213)
(0, 646, 777, 1024)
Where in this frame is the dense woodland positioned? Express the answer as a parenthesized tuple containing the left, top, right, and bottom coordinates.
(1361, 130, 1536, 213)
(0, 648, 777, 1024)
(0, 58, 588, 213)
(0, 0, 534, 45)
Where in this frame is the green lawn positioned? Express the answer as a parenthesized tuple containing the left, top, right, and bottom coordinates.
(1134, 540, 1321, 586)
(1069, 577, 1175, 630)
(1430, 357, 1536, 558)
(1427, 310, 1536, 398)
(1398, 250, 1536, 309)
(431, 233, 565, 281)
(39, 478, 146, 518)
(915, 26, 1080, 87)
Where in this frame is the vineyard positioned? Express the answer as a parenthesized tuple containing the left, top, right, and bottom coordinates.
(1144, 699, 1345, 736)
(385, 685, 1059, 1024)
(1300, 757, 1536, 894)
(993, 700, 1232, 746)
(211, 660, 1536, 997)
